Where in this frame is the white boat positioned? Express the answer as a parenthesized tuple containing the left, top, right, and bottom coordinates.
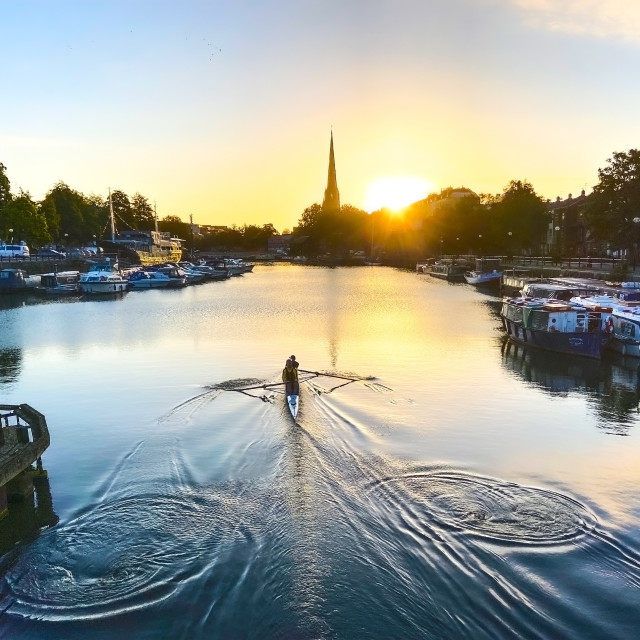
(79, 260, 128, 294)
(464, 269, 502, 286)
(180, 262, 230, 281)
(607, 301, 640, 357)
(151, 264, 187, 287)
(287, 391, 299, 419)
(207, 258, 254, 276)
(464, 258, 502, 287)
(127, 269, 173, 290)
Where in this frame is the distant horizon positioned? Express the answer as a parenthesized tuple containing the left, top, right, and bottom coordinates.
(2, 1, 638, 229)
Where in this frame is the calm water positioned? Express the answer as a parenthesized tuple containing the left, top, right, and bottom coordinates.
(0, 264, 639, 639)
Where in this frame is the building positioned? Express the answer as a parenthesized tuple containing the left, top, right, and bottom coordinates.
(322, 131, 340, 213)
(267, 233, 293, 254)
(547, 190, 589, 255)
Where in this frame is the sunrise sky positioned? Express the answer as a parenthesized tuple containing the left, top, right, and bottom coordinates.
(2, 0, 640, 230)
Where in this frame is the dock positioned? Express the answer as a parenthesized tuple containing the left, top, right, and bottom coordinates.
(0, 404, 50, 519)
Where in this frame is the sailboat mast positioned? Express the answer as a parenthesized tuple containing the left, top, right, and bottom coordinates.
(154, 203, 158, 233)
(109, 189, 116, 242)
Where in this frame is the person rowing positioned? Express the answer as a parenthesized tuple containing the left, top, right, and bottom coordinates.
(289, 354, 299, 369)
(282, 358, 300, 396)
(282, 358, 300, 419)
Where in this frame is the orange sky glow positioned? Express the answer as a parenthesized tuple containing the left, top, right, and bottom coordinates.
(2, 1, 640, 231)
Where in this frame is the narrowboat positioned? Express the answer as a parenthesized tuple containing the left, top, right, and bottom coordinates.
(501, 297, 607, 359)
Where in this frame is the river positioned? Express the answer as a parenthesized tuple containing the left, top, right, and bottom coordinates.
(0, 264, 639, 639)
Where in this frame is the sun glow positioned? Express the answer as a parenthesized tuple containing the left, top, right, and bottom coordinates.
(365, 176, 433, 213)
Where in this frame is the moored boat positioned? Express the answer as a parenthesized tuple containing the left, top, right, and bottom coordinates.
(105, 229, 182, 266)
(34, 270, 80, 295)
(0, 268, 31, 293)
(501, 296, 607, 359)
(127, 269, 174, 290)
(464, 258, 502, 287)
(150, 264, 188, 287)
(606, 302, 640, 357)
(206, 258, 254, 276)
(428, 259, 467, 281)
(99, 189, 183, 266)
(79, 260, 128, 294)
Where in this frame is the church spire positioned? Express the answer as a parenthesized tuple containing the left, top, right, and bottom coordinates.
(322, 130, 340, 213)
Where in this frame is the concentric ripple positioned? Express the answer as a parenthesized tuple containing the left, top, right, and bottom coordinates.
(4, 487, 256, 621)
(368, 470, 598, 546)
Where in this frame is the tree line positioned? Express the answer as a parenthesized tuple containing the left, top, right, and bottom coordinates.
(1, 149, 639, 259)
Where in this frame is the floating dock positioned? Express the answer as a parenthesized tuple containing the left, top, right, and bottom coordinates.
(0, 404, 50, 518)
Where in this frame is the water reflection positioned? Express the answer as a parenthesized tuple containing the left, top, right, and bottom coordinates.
(0, 348, 22, 384)
(501, 339, 640, 433)
(501, 339, 603, 394)
(0, 475, 58, 567)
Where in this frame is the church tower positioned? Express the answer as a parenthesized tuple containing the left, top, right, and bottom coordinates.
(322, 131, 340, 213)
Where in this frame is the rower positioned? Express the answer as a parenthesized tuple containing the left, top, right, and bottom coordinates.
(289, 354, 299, 369)
(282, 359, 299, 396)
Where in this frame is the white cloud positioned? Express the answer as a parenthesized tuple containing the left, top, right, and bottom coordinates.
(497, 0, 640, 43)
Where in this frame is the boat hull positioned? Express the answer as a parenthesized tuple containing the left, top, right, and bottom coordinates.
(502, 317, 603, 359)
(80, 281, 128, 294)
(607, 338, 640, 357)
(127, 280, 172, 290)
(287, 394, 299, 420)
(429, 269, 466, 281)
(464, 271, 502, 287)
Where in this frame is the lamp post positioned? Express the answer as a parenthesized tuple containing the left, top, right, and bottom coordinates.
(478, 234, 482, 257)
(9, 228, 13, 244)
(507, 231, 512, 264)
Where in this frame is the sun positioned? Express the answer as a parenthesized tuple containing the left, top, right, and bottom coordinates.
(365, 176, 433, 213)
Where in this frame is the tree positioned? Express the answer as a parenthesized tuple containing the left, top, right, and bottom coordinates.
(585, 149, 640, 254)
(240, 223, 277, 250)
(159, 215, 189, 241)
(490, 180, 547, 254)
(110, 190, 133, 231)
(3, 190, 50, 247)
(41, 182, 87, 244)
(0, 162, 11, 234)
(131, 193, 155, 230)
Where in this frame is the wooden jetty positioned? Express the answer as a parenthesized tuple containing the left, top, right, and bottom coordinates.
(0, 404, 50, 519)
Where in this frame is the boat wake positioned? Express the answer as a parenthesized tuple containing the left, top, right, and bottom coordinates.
(365, 468, 599, 547)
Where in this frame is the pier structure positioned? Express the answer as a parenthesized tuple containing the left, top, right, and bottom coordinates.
(0, 404, 50, 519)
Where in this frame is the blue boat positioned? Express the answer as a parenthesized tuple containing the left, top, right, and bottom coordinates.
(501, 297, 606, 359)
(0, 268, 30, 293)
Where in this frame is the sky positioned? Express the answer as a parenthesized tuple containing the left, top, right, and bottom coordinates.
(2, 0, 640, 231)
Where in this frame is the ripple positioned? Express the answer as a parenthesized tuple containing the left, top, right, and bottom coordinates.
(368, 470, 598, 546)
(4, 488, 255, 621)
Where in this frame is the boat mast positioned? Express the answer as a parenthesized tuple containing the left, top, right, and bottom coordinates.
(154, 203, 159, 233)
(109, 188, 116, 242)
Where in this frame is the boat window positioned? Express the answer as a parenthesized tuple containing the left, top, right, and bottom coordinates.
(621, 322, 636, 338)
(503, 305, 523, 323)
(530, 310, 554, 331)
